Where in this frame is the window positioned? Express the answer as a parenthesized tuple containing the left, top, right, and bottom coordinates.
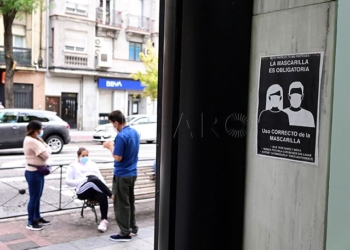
(18, 112, 49, 123)
(0, 112, 18, 123)
(13, 35, 25, 48)
(129, 42, 142, 61)
(65, 1, 88, 16)
(64, 30, 87, 53)
(133, 117, 148, 125)
(130, 0, 143, 16)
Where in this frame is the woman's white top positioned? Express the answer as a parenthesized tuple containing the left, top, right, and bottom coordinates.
(65, 160, 106, 192)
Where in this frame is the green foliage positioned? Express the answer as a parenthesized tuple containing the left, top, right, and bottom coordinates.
(131, 40, 158, 102)
(0, 0, 43, 14)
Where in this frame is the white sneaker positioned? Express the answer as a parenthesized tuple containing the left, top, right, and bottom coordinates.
(97, 219, 108, 232)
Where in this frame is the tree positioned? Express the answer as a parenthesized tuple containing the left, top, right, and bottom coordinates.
(130, 40, 158, 112)
(0, 0, 43, 108)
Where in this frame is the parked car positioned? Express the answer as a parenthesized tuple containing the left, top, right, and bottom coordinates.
(93, 114, 157, 143)
(0, 109, 71, 154)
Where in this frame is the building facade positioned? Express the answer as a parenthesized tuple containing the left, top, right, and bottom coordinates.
(47, 0, 159, 129)
(0, 7, 47, 110)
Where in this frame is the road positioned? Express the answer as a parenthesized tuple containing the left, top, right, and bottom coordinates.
(0, 142, 157, 171)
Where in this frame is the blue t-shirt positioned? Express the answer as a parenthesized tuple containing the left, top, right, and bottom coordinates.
(113, 125, 140, 177)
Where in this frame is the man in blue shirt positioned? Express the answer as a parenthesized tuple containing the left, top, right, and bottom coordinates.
(103, 110, 140, 242)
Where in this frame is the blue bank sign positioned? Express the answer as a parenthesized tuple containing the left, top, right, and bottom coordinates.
(98, 78, 144, 90)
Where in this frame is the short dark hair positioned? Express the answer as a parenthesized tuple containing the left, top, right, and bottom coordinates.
(27, 120, 42, 136)
(77, 147, 88, 156)
(108, 110, 126, 124)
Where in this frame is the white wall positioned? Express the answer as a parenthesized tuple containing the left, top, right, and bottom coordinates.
(46, 76, 81, 95)
(244, 1, 336, 249)
(81, 75, 98, 130)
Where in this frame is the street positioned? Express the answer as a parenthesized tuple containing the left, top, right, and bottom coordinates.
(0, 142, 156, 171)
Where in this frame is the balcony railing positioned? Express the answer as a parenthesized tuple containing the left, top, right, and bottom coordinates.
(64, 55, 88, 67)
(126, 14, 150, 32)
(65, 1, 88, 16)
(0, 46, 32, 66)
(96, 8, 122, 28)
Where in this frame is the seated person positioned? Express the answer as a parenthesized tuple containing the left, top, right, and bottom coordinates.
(66, 147, 113, 233)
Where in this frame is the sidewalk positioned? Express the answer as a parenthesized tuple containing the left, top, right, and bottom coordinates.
(0, 199, 155, 250)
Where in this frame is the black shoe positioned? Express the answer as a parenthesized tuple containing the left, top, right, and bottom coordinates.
(109, 234, 131, 242)
(131, 227, 138, 236)
(37, 218, 51, 225)
(26, 223, 43, 231)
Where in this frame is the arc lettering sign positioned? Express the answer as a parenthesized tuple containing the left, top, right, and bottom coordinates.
(97, 78, 144, 90)
(256, 52, 323, 164)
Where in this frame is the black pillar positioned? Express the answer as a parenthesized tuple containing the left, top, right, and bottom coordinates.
(156, 0, 254, 249)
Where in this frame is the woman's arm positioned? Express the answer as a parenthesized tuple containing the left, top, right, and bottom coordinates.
(36, 138, 52, 160)
(91, 161, 107, 184)
(65, 163, 87, 187)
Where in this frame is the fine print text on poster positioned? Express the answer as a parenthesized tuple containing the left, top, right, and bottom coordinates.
(256, 52, 323, 164)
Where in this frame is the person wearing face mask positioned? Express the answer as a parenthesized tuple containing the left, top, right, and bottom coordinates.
(103, 110, 140, 242)
(258, 84, 290, 129)
(65, 147, 113, 232)
(283, 81, 315, 128)
(23, 120, 52, 231)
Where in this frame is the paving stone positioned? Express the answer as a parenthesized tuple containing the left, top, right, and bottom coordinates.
(71, 236, 113, 250)
(8, 241, 39, 250)
(0, 233, 26, 242)
(35, 243, 80, 250)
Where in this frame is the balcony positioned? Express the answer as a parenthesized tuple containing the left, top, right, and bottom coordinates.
(126, 14, 150, 33)
(65, 1, 88, 16)
(0, 47, 32, 67)
(96, 8, 122, 39)
(125, 15, 151, 43)
(96, 8, 122, 28)
(64, 55, 88, 67)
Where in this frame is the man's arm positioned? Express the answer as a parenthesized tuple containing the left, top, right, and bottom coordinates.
(103, 141, 123, 162)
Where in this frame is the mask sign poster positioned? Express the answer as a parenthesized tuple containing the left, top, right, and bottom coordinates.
(256, 52, 323, 164)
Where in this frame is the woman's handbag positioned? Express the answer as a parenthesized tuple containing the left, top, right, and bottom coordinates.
(28, 164, 52, 176)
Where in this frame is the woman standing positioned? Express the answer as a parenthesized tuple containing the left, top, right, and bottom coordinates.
(23, 120, 52, 231)
(66, 147, 113, 232)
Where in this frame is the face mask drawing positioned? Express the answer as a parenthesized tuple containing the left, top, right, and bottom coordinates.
(38, 130, 44, 138)
(269, 95, 281, 108)
(80, 157, 89, 164)
(289, 94, 303, 108)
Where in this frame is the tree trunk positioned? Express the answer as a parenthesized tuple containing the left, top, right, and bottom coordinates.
(3, 10, 16, 108)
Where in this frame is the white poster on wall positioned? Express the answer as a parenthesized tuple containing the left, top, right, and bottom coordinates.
(256, 52, 323, 164)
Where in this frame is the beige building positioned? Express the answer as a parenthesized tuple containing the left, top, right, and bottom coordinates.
(46, 0, 159, 129)
(0, 7, 47, 110)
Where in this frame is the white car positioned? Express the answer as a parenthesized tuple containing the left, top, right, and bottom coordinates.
(92, 114, 157, 143)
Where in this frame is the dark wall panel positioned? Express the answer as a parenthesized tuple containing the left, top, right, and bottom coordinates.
(157, 0, 254, 249)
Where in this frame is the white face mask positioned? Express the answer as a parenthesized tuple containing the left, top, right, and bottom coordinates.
(289, 94, 303, 108)
(270, 95, 281, 108)
(38, 130, 44, 138)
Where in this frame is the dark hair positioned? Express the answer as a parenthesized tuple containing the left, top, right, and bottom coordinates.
(27, 120, 42, 136)
(77, 147, 88, 156)
(108, 110, 126, 124)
